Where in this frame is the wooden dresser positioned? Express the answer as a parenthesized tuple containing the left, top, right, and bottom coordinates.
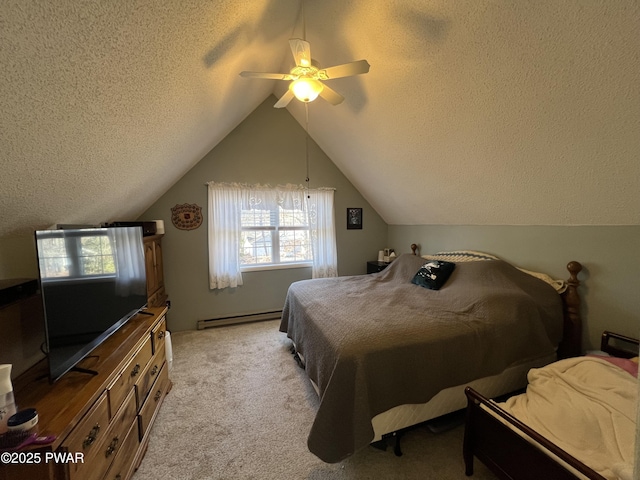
(144, 235, 168, 308)
(0, 306, 171, 480)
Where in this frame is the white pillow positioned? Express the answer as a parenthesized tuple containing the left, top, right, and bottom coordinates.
(516, 268, 567, 293)
(421, 250, 499, 262)
(421, 250, 567, 293)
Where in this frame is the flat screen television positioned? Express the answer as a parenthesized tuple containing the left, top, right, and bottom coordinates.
(34, 226, 148, 382)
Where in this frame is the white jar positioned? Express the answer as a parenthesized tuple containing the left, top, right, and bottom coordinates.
(0, 364, 17, 434)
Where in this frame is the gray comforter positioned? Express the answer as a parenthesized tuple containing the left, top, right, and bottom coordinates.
(279, 254, 563, 463)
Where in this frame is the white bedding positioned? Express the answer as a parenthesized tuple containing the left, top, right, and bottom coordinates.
(371, 351, 556, 441)
(498, 356, 638, 480)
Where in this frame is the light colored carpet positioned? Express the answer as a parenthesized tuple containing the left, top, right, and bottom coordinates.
(133, 319, 497, 480)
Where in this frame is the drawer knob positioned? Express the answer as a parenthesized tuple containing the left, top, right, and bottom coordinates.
(154, 389, 162, 402)
(150, 365, 159, 376)
(130, 364, 141, 377)
(105, 436, 119, 458)
(82, 424, 100, 449)
(157, 330, 165, 340)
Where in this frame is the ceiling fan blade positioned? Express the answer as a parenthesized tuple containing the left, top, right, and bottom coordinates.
(318, 84, 344, 106)
(239, 71, 297, 81)
(289, 38, 311, 67)
(274, 89, 295, 108)
(318, 60, 370, 80)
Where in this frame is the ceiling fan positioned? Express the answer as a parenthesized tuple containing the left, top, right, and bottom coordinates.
(239, 37, 370, 108)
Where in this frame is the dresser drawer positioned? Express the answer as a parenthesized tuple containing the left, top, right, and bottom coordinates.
(136, 344, 166, 408)
(61, 392, 110, 469)
(152, 317, 167, 355)
(101, 420, 139, 480)
(76, 388, 137, 480)
(138, 362, 170, 441)
(108, 334, 153, 417)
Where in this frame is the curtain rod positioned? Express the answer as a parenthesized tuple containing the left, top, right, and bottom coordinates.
(204, 182, 335, 191)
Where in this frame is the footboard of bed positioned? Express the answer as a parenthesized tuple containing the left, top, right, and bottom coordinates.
(463, 387, 606, 480)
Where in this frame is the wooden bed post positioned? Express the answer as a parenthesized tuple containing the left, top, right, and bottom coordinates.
(558, 261, 583, 359)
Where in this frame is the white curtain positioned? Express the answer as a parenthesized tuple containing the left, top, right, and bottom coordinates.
(108, 227, 146, 296)
(208, 182, 244, 289)
(307, 188, 338, 278)
(207, 182, 338, 290)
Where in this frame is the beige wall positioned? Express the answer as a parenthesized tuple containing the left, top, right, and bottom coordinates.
(139, 96, 388, 331)
(0, 236, 38, 279)
(389, 225, 640, 352)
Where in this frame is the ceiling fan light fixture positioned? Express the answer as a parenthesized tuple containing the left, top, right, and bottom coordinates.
(291, 77, 324, 103)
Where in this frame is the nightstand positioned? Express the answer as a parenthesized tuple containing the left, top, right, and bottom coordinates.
(367, 261, 389, 274)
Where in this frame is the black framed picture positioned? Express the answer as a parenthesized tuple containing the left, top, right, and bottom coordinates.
(347, 208, 362, 229)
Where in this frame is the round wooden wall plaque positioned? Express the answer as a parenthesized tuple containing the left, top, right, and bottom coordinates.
(171, 203, 203, 230)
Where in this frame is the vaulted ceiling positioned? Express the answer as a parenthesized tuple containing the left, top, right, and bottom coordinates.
(1, 1, 638, 237)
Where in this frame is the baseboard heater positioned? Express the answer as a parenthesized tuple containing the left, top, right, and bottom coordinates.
(197, 310, 283, 330)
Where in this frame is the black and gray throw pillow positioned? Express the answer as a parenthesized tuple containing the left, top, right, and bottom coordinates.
(411, 260, 456, 290)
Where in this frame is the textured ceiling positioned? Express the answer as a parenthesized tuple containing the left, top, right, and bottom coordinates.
(1, 1, 639, 237)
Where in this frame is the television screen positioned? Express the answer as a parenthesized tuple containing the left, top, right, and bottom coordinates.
(35, 226, 147, 382)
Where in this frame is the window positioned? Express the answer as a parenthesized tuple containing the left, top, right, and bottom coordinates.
(240, 204, 311, 267)
(207, 182, 338, 289)
(37, 230, 116, 279)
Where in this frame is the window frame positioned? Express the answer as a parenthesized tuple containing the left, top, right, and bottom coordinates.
(239, 204, 313, 271)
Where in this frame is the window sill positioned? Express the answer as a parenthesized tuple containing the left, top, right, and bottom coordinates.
(241, 262, 312, 273)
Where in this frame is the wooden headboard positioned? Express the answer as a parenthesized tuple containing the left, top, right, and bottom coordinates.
(408, 244, 583, 359)
(558, 261, 583, 358)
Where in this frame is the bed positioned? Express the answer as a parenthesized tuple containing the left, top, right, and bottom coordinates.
(464, 331, 639, 480)
(279, 250, 584, 463)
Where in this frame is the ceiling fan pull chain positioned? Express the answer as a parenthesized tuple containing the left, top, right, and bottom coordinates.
(305, 103, 310, 197)
(301, 0, 306, 41)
